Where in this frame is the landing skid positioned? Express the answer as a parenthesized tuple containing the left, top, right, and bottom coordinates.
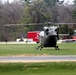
(36, 45, 60, 50)
(55, 46, 60, 50)
(36, 45, 43, 50)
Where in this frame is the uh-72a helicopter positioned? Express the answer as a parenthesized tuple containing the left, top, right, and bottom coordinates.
(4, 22, 76, 50)
(36, 22, 60, 50)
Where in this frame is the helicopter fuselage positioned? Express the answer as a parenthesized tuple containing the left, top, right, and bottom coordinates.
(36, 26, 60, 50)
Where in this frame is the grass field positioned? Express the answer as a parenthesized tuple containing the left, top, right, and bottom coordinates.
(0, 43, 76, 75)
(0, 43, 76, 56)
(0, 62, 76, 75)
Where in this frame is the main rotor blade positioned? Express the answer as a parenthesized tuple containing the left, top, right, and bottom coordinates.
(51, 23, 76, 25)
(4, 22, 76, 27)
(4, 23, 46, 26)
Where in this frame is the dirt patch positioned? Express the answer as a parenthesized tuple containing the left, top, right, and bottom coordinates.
(2, 54, 50, 57)
(15, 54, 49, 56)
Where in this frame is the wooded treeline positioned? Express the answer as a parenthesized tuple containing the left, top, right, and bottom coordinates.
(0, 0, 76, 41)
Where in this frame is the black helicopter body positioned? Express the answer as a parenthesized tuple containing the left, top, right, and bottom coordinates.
(36, 24, 60, 50)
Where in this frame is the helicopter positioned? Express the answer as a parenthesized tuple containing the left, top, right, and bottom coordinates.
(4, 22, 76, 50)
(36, 22, 60, 50)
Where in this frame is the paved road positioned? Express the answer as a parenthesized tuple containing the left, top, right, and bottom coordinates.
(0, 41, 36, 44)
(0, 55, 76, 63)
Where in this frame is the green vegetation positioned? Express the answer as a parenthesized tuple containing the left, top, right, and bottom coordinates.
(0, 43, 76, 56)
(0, 43, 76, 75)
(0, 62, 76, 75)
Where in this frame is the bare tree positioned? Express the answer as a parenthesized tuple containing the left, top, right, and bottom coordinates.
(0, 1, 24, 41)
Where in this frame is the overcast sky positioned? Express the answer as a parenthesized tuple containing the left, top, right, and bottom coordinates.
(2, 0, 74, 4)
